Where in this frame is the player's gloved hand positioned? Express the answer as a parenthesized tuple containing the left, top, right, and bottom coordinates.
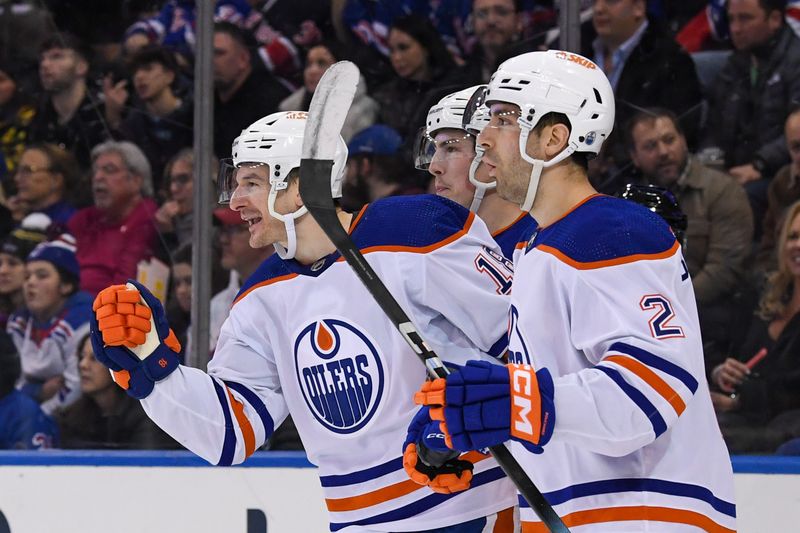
(90, 279, 182, 400)
(402, 406, 475, 494)
(416, 361, 555, 454)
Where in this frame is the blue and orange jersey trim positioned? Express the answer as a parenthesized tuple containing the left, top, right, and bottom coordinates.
(519, 477, 735, 533)
(234, 195, 479, 306)
(211, 378, 274, 466)
(345, 194, 476, 255)
(320, 449, 507, 531)
(531, 195, 677, 269)
(493, 212, 536, 260)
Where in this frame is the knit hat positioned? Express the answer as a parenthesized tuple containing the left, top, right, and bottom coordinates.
(1, 213, 51, 261)
(27, 234, 80, 279)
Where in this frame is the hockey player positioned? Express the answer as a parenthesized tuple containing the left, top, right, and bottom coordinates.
(410, 51, 737, 531)
(415, 85, 535, 259)
(89, 111, 519, 531)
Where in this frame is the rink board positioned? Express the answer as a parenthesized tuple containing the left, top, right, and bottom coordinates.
(0, 452, 798, 532)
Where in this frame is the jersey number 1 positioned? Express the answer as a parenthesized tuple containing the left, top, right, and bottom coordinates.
(640, 294, 685, 339)
(475, 251, 513, 295)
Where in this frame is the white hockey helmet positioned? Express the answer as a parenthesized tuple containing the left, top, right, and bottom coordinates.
(481, 50, 615, 211)
(414, 85, 494, 212)
(219, 110, 348, 259)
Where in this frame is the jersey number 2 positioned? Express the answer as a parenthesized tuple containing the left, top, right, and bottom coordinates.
(640, 294, 685, 339)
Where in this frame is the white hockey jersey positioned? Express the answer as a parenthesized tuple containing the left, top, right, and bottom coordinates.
(509, 195, 736, 532)
(141, 195, 517, 532)
(8, 291, 92, 415)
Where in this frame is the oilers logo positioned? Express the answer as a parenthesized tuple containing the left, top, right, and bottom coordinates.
(507, 305, 532, 365)
(294, 319, 385, 434)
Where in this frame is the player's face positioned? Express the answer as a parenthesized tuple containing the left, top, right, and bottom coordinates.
(429, 129, 476, 208)
(227, 163, 288, 249)
(784, 212, 800, 278)
(786, 113, 800, 176)
(629, 117, 688, 186)
(478, 102, 533, 204)
(23, 260, 69, 320)
(0, 253, 25, 295)
(728, 0, 782, 52)
(79, 338, 114, 395)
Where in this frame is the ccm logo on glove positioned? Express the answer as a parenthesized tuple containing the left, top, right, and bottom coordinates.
(510, 364, 544, 444)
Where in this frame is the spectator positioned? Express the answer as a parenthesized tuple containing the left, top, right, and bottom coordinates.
(705, 0, 800, 228)
(154, 149, 198, 249)
(756, 107, 800, 273)
(0, 330, 57, 450)
(213, 21, 290, 159)
(28, 33, 109, 170)
(583, 0, 702, 181)
(342, 0, 432, 58)
(247, 0, 335, 86)
(169, 243, 228, 360)
(107, 46, 193, 191)
(159, 244, 192, 363)
(279, 41, 378, 142)
(68, 141, 158, 296)
(0, 214, 50, 329)
(10, 144, 84, 226)
(445, 0, 524, 86)
(627, 108, 754, 363)
(8, 235, 91, 417)
(343, 125, 424, 211)
(58, 333, 177, 449)
(0, 61, 36, 181)
(123, 0, 252, 58)
(710, 199, 800, 453)
(372, 15, 457, 143)
(209, 208, 273, 355)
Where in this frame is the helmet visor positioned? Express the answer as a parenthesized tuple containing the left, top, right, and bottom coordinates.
(217, 158, 270, 205)
(413, 126, 476, 170)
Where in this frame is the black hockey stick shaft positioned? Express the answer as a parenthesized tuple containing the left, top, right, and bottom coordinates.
(300, 159, 569, 533)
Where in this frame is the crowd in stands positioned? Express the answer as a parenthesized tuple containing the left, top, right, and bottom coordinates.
(1, 0, 799, 455)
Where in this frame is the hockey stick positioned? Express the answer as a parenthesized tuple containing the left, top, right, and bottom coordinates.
(299, 61, 569, 533)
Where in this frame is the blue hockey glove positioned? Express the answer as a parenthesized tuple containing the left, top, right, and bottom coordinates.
(90, 279, 181, 400)
(416, 360, 555, 453)
(402, 406, 476, 494)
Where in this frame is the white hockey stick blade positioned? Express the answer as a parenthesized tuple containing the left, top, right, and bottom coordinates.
(301, 61, 360, 161)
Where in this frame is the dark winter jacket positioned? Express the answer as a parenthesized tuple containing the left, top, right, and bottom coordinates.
(584, 21, 703, 162)
(705, 25, 800, 175)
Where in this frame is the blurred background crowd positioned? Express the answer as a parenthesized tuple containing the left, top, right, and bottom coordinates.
(1, 0, 800, 456)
